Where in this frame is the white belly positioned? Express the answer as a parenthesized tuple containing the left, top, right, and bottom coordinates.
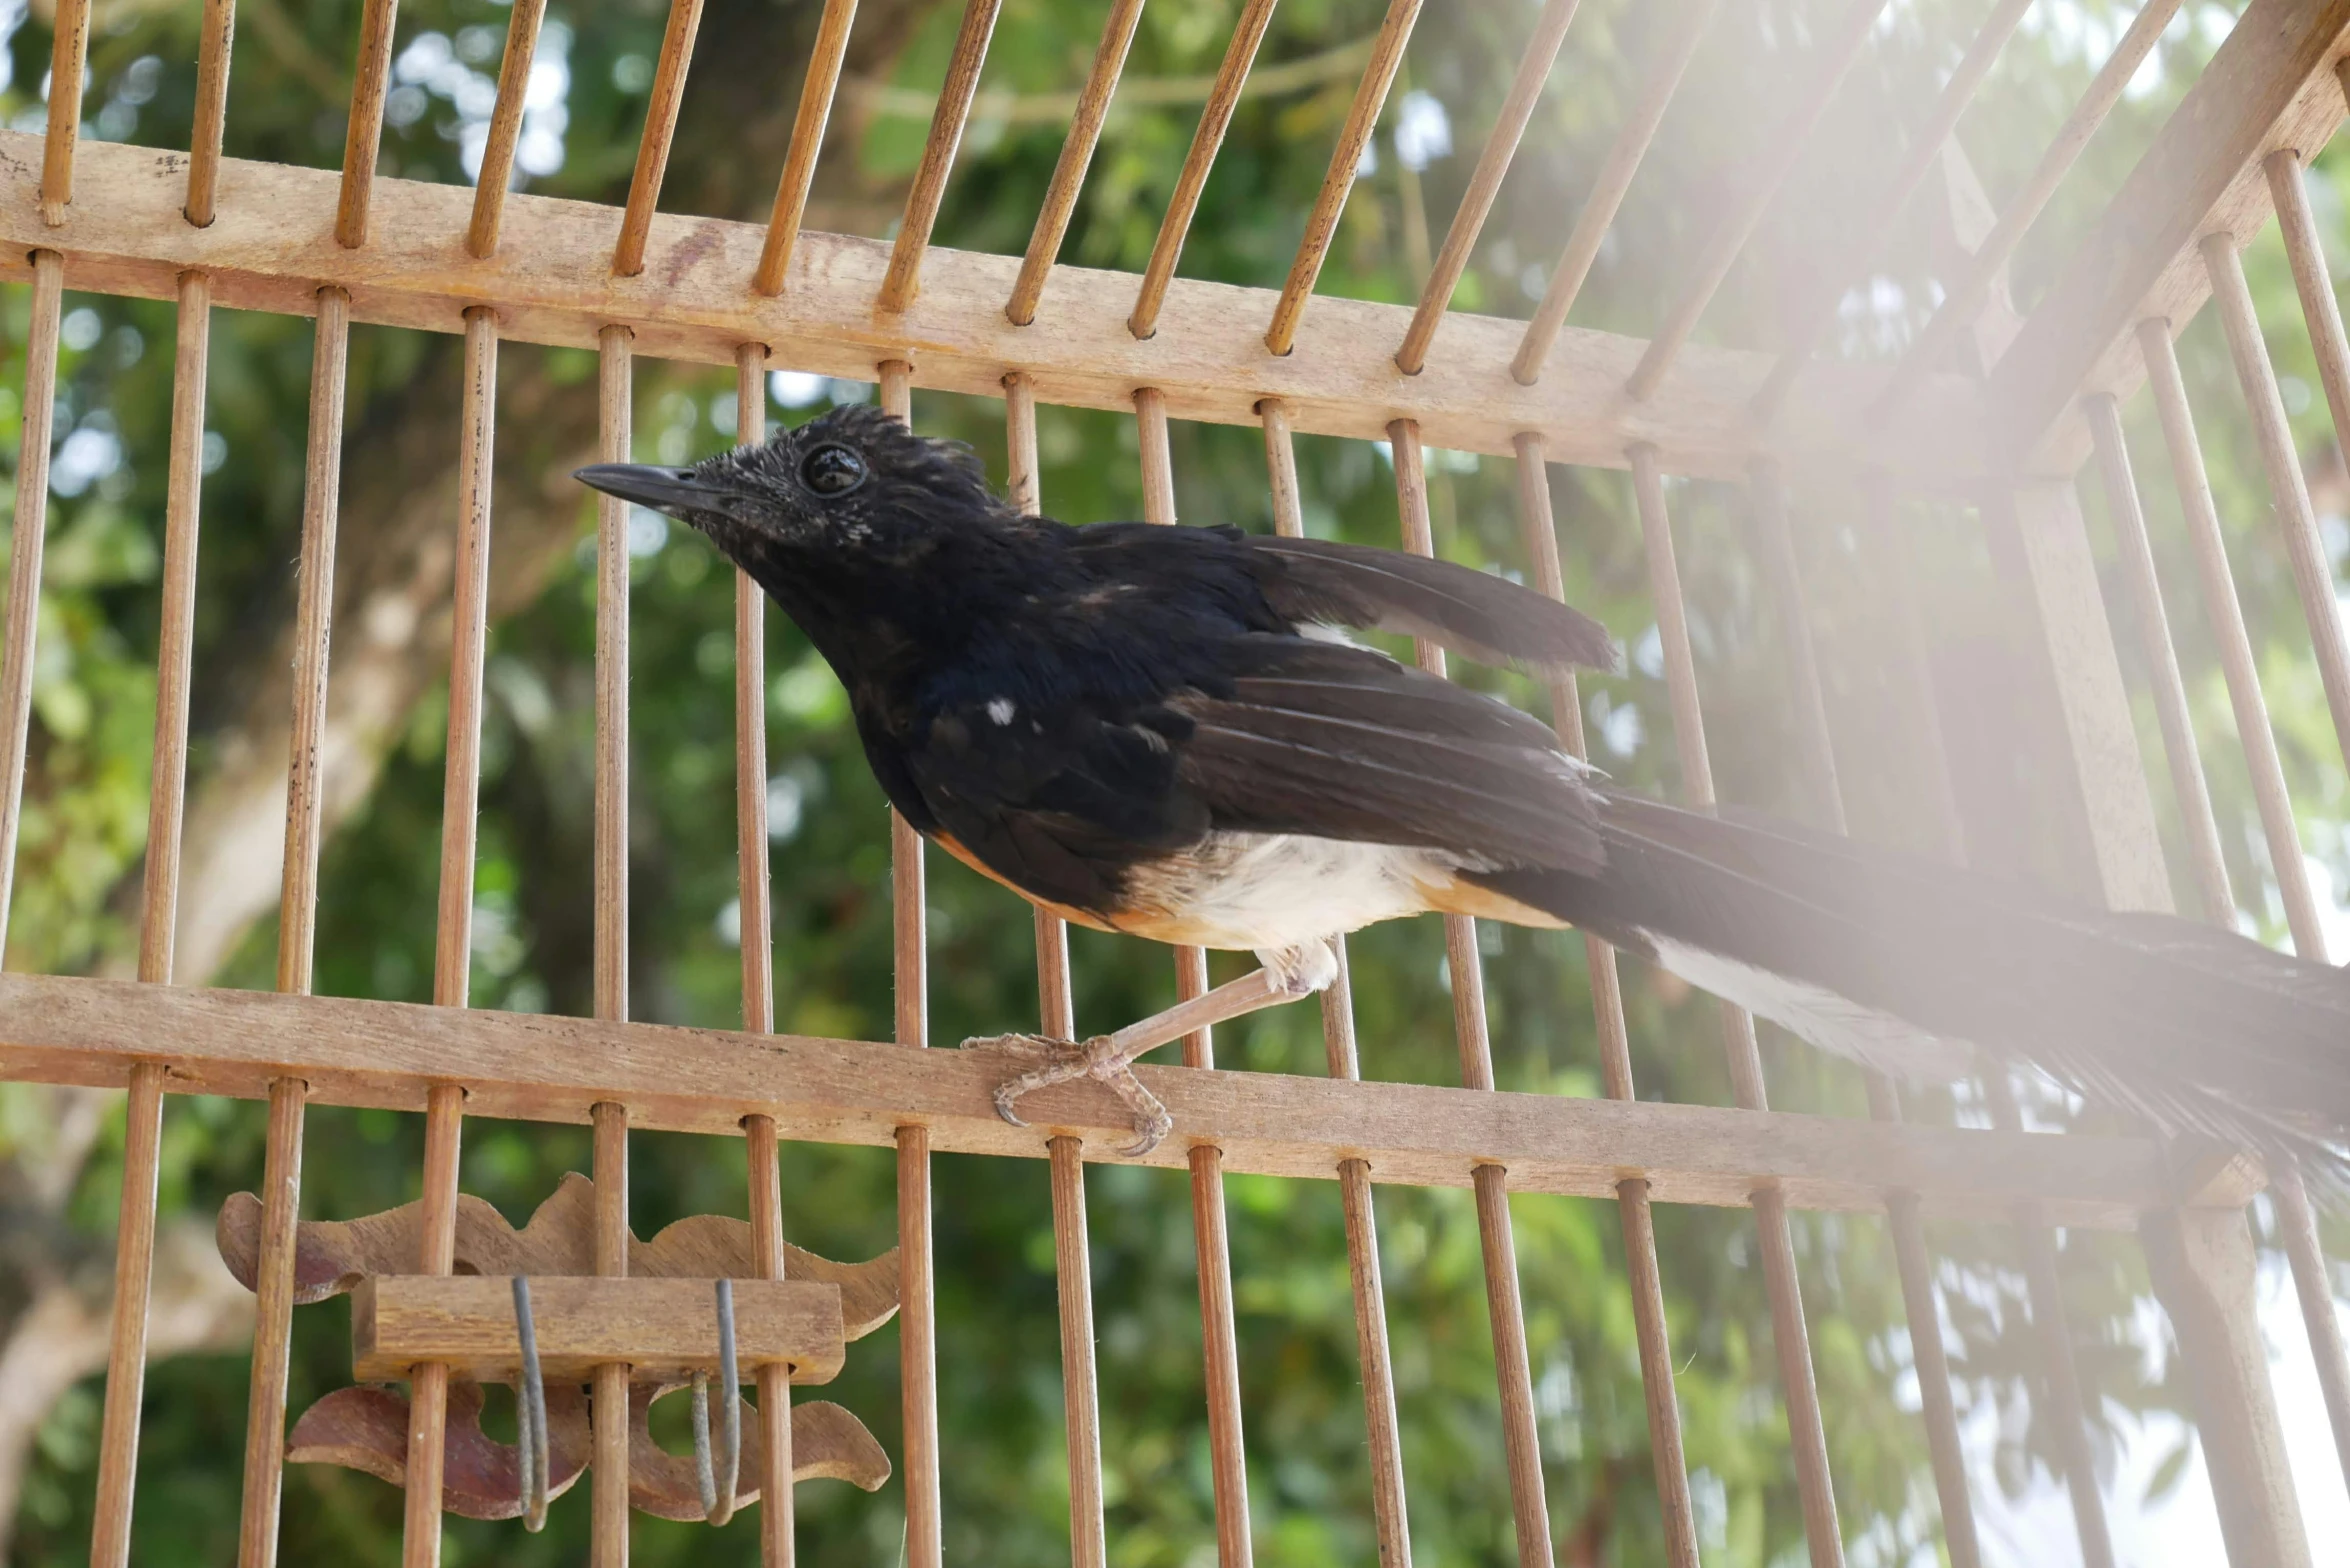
(1122, 832, 1452, 951)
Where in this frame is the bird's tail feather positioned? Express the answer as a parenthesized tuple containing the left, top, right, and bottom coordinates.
(1468, 790, 2350, 1194)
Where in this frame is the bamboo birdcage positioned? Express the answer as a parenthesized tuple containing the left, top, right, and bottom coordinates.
(1, 0, 2346, 1564)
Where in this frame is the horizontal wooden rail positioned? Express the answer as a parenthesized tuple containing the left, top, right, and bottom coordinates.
(0, 134, 1988, 484)
(0, 973, 2224, 1224)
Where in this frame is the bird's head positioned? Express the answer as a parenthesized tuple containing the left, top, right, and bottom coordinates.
(573, 402, 1011, 573)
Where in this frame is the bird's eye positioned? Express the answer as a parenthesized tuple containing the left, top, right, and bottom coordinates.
(800, 444, 866, 498)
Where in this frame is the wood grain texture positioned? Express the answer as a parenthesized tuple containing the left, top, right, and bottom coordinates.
(434, 310, 498, 1010)
(137, 272, 210, 985)
(465, 0, 551, 258)
(754, 0, 859, 295)
(1265, 0, 1423, 355)
(879, 0, 1004, 312)
(736, 344, 775, 1035)
(1049, 1137, 1108, 1568)
(1984, 0, 2350, 471)
(39, 0, 90, 224)
(1395, 0, 1580, 375)
(0, 250, 62, 946)
(401, 1083, 465, 1568)
(335, 0, 402, 247)
(1129, 0, 1279, 340)
(88, 1062, 167, 1568)
(0, 971, 2187, 1221)
(185, 0, 236, 226)
(746, 1116, 796, 1566)
(0, 134, 1992, 486)
(613, 0, 707, 277)
(235, 1077, 306, 1568)
(593, 1101, 630, 1567)
(277, 288, 350, 996)
(1007, 0, 1146, 325)
(597, 327, 633, 1023)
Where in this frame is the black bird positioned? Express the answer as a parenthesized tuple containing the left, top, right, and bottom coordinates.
(579, 404, 2350, 1174)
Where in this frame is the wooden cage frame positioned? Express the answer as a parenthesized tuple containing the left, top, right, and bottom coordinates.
(1, 0, 2347, 1564)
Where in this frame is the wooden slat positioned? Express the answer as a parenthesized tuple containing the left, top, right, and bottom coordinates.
(466, 0, 552, 259)
(596, 327, 633, 1020)
(235, 1076, 306, 1568)
(1264, 0, 1424, 355)
(185, 0, 237, 227)
(1006, 0, 1147, 325)
(745, 1114, 796, 1566)
(1394, 0, 1581, 375)
(1128, 0, 1279, 341)
(1747, 466, 1980, 1568)
(753, 0, 859, 295)
(613, 0, 708, 278)
(593, 1101, 631, 1566)
(1626, 0, 1885, 400)
(1258, 399, 1412, 1566)
(735, 344, 774, 1032)
(1980, 0, 2350, 468)
(1752, 0, 2035, 419)
(1511, 0, 1716, 386)
(878, 362, 940, 1568)
(3, 133, 1994, 486)
(2204, 231, 2350, 775)
(401, 1084, 464, 1568)
(0, 249, 62, 944)
(39, 0, 91, 225)
(1628, 444, 1843, 1568)
(0, 971, 2191, 1222)
(88, 1062, 167, 1568)
(335, 0, 402, 248)
(878, 0, 1005, 313)
(1388, 422, 1550, 1568)
(1511, 434, 1698, 1567)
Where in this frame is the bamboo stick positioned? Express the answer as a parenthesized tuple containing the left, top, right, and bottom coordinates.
(736, 343, 774, 1033)
(614, 0, 708, 277)
(746, 1114, 795, 1565)
(1050, 1137, 1108, 1568)
(335, 0, 402, 247)
(1006, 0, 1146, 325)
(88, 1061, 167, 1568)
(596, 327, 633, 1020)
(878, 0, 1005, 312)
(236, 1077, 306, 1568)
(466, 0, 552, 258)
(401, 1084, 465, 1567)
(1129, 0, 1280, 340)
(593, 1101, 631, 1566)
(0, 250, 63, 944)
(184, 0, 236, 227)
(39, 0, 90, 225)
(753, 0, 859, 295)
(1264, 0, 1424, 356)
(1395, 0, 1581, 375)
(1629, 443, 1843, 1568)
(1626, 0, 1886, 400)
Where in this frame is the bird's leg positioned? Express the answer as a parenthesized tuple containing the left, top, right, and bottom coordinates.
(967, 940, 1341, 1155)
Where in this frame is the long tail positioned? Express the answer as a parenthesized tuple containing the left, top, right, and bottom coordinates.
(1472, 790, 2350, 1187)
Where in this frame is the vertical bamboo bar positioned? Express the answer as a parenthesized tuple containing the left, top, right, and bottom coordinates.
(88, 1061, 167, 1568)
(1628, 444, 1842, 1568)
(39, 0, 91, 224)
(401, 1086, 465, 1568)
(593, 1102, 631, 1566)
(752, 0, 859, 295)
(735, 344, 775, 1034)
(1388, 421, 1551, 1568)
(1746, 463, 1981, 1568)
(93, 267, 213, 1568)
(746, 1114, 793, 1564)
(1135, 388, 1253, 1567)
(613, 0, 708, 277)
(466, 0, 552, 258)
(1006, 0, 1146, 325)
(1264, 0, 1425, 355)
(878, 0, 1005, 313)
(592, 324, 634, 1566)
(335, 0, 402, 247)
(1510, 432, 1698, 1568)
(184, 0, 236, 226)
(237, 280, 342, 1568)
(1004, 372, 1110, 1568)
(1258, 399, 1412, 1567)
(1128, 0, 1279, 340)
(1511, 0, 1717, 384)
(1395, 0, 1580, 374)
(878, 360, 941, 1568)
(0, 250, 63, 945)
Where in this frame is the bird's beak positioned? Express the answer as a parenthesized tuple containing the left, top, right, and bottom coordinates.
(573, 462, 726, 519)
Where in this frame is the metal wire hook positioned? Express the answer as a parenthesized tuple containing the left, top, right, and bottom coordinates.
(511, 1275, 550, 1531)
(692, 1277, 741, 1526)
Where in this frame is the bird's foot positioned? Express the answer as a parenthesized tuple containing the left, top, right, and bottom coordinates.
(961, 1033, 1174, 1157)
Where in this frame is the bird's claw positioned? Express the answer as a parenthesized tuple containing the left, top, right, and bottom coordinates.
(961, 1032, 1173, 1157)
